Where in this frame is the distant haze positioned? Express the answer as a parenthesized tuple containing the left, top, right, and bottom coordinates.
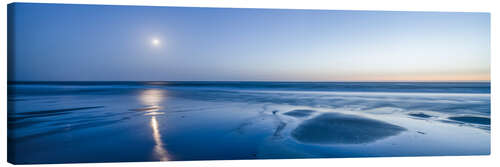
(8, 3, 490, 82)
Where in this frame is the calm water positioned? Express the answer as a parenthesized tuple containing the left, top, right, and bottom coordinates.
(7, 82, 491, 164)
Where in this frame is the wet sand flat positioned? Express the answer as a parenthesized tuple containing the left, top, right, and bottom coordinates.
(7, 82, 491, 164)
(292, 113, 406, 144)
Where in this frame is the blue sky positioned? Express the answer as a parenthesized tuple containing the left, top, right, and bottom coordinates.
(8, 3, 490, 81)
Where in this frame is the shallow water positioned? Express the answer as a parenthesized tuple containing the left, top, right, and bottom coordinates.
(7, 82, 491, 164)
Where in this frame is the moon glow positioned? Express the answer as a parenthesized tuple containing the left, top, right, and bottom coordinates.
(152, 38, 160, 46)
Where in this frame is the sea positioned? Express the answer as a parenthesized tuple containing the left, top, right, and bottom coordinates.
(7, 81, 491, 164)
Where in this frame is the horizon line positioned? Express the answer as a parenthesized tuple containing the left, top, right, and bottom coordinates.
(7, 80, 491, 83)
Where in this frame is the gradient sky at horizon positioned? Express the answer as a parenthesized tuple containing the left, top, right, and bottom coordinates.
(8, 3, 490, 81)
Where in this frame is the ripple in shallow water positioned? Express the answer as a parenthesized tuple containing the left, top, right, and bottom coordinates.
(283, 109, 316, 118)
(448, 116, 490, 125)
(408, 112, 433, 118)
(292, 113, 406, 144)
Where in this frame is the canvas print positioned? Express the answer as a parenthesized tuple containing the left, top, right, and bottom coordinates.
(7, 3, 490, 164)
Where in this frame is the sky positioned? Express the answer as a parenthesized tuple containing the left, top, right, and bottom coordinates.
(8, 3, 490, 81)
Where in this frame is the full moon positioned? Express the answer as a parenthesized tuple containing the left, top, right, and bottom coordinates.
(152, 38, 160, 46)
